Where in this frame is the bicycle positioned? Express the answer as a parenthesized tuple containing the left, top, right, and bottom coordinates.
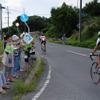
(90, 54, 100, 84)
(41, 46, 46, 52)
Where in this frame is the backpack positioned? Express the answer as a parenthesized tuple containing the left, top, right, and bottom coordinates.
(13, 49, 19, 57)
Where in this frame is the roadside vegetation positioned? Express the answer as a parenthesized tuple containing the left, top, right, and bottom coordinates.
(0, 41, 4, 63)
(13, 59, 44, 100)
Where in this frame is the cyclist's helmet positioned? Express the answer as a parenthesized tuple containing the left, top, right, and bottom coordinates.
(98, 31, 100, 36)
(41, 33, 44, 36)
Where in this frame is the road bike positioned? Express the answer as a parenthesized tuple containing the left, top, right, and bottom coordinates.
(41, 46, 46, 52)
(90, 54, 100, 84)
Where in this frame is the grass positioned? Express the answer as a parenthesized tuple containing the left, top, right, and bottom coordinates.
(0, 41, 4, 54)
(13, 58, 44, 100)
(25, 57, 38, 79)
(0, 41, 4, 63)
(47, 35, 98, 49)
(47, 39, 62, 44)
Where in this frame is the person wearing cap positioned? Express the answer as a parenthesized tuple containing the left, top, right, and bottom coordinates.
(4, 34, 20, 84)
(90, 31, 100, 74)
(12, 35, 21, 78)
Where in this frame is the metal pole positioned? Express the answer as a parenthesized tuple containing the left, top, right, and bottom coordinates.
(7, 7, 9, 34)
(24, 22, 30, 34)
(0, 4, 2, 40)
(77, 0, 78, 8)
(0, 4, 5, 40)
(79, 0, 82, 42)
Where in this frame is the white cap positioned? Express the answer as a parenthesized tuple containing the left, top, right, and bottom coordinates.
(98, 31, 100, 36)
(12, 35, 19, 41)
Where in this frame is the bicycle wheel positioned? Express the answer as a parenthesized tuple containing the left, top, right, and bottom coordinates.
(90, 62, 100, 84)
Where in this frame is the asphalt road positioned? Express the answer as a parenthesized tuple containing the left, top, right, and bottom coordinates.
(21, 41, 100, 100)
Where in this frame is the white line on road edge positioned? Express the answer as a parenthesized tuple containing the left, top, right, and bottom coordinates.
(32, 65, 52, 100)
(66, 50, 89, 57)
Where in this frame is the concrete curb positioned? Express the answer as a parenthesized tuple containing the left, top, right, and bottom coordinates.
(25, 53, 41, 85)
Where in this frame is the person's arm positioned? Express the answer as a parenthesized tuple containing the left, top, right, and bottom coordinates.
(7, 41, 20, 46)
(0, 54, 3, 58)
(92, 45, 98, 54)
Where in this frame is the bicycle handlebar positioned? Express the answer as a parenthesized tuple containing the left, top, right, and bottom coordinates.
(90, 54, 98, 61)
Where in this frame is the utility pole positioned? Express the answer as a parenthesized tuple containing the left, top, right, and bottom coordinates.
(77, 0, 78, 8)
(7, 7, 10, 34)
(79, 0, 82, 42)
(0, 4, 5, 40)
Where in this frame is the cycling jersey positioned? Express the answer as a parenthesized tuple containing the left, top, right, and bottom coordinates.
(40, 36, 46, 41)
(96, 38, 100, 46)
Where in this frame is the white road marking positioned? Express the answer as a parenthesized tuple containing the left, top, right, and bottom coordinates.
(66, 50, 89, 57)
(32, 65, 52, 100)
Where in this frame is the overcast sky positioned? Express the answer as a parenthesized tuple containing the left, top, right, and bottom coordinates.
(0, 0, 100, 28)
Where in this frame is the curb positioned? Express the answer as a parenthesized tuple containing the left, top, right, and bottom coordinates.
(25, 53, 41, 85)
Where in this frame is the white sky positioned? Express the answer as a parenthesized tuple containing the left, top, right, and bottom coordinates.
(0, 0, 100, 28)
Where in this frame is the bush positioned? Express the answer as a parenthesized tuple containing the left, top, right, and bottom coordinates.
(82, 24, 100, 40)
(0, 41, 4, 54)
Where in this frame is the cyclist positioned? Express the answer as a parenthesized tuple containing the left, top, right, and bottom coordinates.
(40, 34, 46, 51)
(90, 31, 100, 73)
(62, 34, 66, 44)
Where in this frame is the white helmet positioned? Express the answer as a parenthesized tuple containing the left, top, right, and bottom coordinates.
(98, 31, 100, 36)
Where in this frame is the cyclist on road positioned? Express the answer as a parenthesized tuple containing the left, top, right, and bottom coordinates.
(90, 31, 100, 74)
(62, 34, 66, 44)
(40, 34, 46, 50)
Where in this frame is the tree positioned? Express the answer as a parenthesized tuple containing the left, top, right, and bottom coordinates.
(49, 2, 78, 38)
(83, 0, 100, 16)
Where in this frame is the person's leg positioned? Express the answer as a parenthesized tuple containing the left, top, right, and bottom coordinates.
(0, 72, 6, 85)
(4, 66, 9, 79)
(97, 56, 100, 74)
(25, 62, 29, 72)
(44, 41, 46, 51)
(17, 55, 20, 71)
(8, 67, 12, 78)
(12, 57, 16, 76)
(98, 55, 100, 67)
(41, 42, 43, 49)
(18, 50, 22, 70)
(0, 72, 6, 94)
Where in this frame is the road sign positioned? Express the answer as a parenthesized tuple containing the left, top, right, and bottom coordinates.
(20, 14, 28, 22)
(23, 33, 33, 44)
(15, 22, 19, 27)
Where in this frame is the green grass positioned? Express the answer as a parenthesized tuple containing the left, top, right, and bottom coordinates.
(0, 41, 4, 63)
(47, 34, 97, 49)
(13, 58, 44, 100)
(0, 41, 4, 54)
(47, 39, 62, 44)
(25, 57, 38, 79)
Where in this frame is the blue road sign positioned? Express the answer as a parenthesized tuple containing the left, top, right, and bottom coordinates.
(24, 33, 33, 44)
(25, 34, 31, 41)
(20, 14, 28, 22)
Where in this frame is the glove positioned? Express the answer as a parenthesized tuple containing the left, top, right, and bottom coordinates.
(90, 52, 94, 57)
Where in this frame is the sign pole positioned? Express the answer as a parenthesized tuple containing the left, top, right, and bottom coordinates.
(25, 22, 30, 34)
(15, 22, 20, 37)
(79, 0, 82, 42)
(0, 4, 5, 40)
(20, 14, 30, 34)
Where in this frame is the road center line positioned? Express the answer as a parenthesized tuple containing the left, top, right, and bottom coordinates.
(32, 64, 52, 100)
(66, 50, 89, 57)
